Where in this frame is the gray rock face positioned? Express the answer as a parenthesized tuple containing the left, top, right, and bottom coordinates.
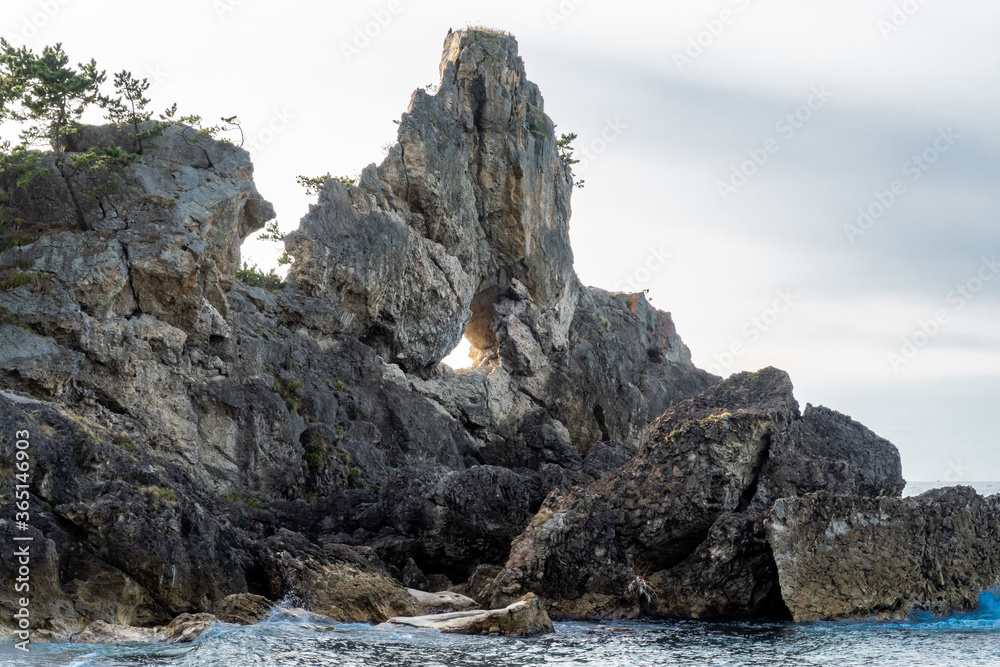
(768, 487, 1000, 621)
(0, 392, 249, 638)
(751, 404, 905, 511)
(601, 367, 799, 572)
(486, 369, 909, 620)
(286, 29, 714, 456)
(371, 465, 541, 581)
(489, 489, 636, 619)
(289, 31, 576, 373)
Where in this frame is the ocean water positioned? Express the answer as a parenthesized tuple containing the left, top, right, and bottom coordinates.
(3, 481, 997, 667)
(3, 594, 1000, 667)
(903, 481, 1000, 497)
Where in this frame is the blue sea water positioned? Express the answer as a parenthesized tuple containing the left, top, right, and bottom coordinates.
(2, 481, 997, 667)
(3, 595, 1000, 667)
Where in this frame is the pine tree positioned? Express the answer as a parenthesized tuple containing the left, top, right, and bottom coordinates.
(5, 41, 105, 163)
(105, 70, 154, 154)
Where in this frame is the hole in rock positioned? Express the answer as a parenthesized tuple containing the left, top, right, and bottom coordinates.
(441, 286, 498, 370)
(442, 336, 475, 370)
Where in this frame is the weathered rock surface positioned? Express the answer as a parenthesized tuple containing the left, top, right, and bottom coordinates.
(370, 465, 540, 582)
(0, 391, 247, 638)
(407, 588, 479, 614)
(74, 613, 218, 644)
(487, 368, 909, 619)
(751, 404, 905, 511)
(287, 28, 714, 454)
(387, 593, 553, 637)
(215, 593, 275, 625)
(253, 530, 420, 623)
(490, 488, 636, 619)
(768, 487, 1000, 621)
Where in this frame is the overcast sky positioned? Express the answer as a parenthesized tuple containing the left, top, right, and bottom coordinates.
(3, 0, 998, 481)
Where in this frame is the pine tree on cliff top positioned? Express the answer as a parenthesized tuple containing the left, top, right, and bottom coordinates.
(0, 39, 105, 163)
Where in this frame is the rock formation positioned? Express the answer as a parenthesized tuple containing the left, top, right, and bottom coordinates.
(0, 27, 996, 640)
(0, 28, 711, 639)
(485, 369, 906, 619)
(768, 487, 1000, 621)
(386, 593, 553, 637)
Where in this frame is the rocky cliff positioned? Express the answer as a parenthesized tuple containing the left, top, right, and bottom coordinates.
(0, 28, 996, 639)
(0, 29, 713, 638)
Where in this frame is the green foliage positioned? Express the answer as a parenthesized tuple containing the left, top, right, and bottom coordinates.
(111, 431, 135, 452)
(557, 132, 585, 189)
(257, 219, 284, 243)
(0, 270, 50, 292)
(169, 113, 243, 146)
(0, 146, 49, 187)
(104, 70, 158, 154)
(0, 40, 106, 162)
(70, 143, 137, 173)
(0, 304, 32, 331)
(557, 133, 579, 164)
(236, 261, 286, 291)
(296, 173, 354, 196)
(139, 485, 177, 506)
(256, 219, 293, 267)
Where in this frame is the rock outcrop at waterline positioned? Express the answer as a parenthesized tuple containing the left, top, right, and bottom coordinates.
(0, 27, 996, 640)
(484, 369, 906, 619)
(769, 487, 1000, 621)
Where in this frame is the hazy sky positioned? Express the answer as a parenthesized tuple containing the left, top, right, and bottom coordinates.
(3, 0, 998, 481)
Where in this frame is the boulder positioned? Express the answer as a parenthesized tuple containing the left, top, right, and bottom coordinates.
(407, 588, 479, 614)
(159, 613, 219, 643)
(73, 613, 217, 644)
(489, 489, 635, 619)
(768, 487, 1000, 621)
(253, 530, 419, 623)
(488, 368, 916, 620)
(215, 593, 275, 625)
(387, 593, 553, 637)
(74, 620, 161, 644)
(751, 404, 905, 511)
(596, 367, 799, 571)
